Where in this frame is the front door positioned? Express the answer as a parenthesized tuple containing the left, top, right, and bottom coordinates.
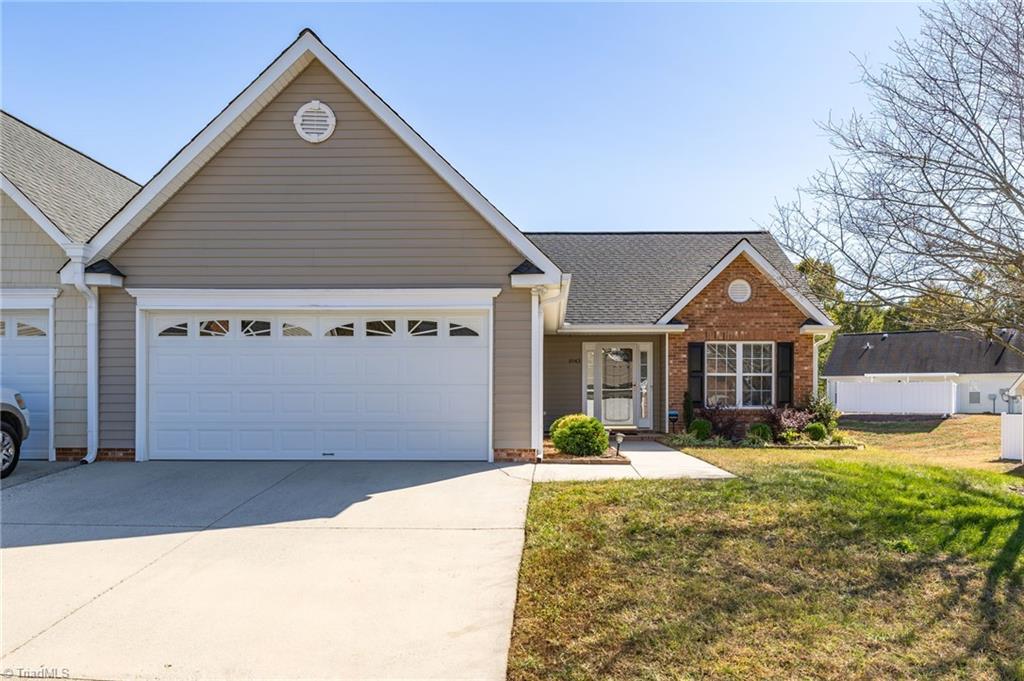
(583, 343, 653, 429)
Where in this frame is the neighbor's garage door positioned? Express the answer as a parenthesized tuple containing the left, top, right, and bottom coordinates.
(0, 311, 50, 459)
(147, 311, 489, 460)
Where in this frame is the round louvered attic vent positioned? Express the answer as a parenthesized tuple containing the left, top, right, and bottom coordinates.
(293, 100, 336, 143)
(728, 278, 751, 303)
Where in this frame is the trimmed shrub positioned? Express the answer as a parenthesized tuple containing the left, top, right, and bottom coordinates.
(805, 422, 828, 441)
(747, 423, 773, 443)
(688, 418, 712, 441)
(551, 415, 609, 456)
(549, 414, 573, 436)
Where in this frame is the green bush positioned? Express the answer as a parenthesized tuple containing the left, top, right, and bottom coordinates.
(551, 415, 609, 456)
(688, 418, 712, 441)
(805, 422, 828, 441)
(683, 392, 695, 429)
(779, 428, 801, 444)
(664, 432, 700, 448)
(747, 423, 773, 443)
(807, 392, 841, 434)
(549, 414, 572, 436)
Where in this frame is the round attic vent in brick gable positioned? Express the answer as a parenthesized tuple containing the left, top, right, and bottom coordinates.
(728, 278, 751, 303)
(293, 100, 336, 143)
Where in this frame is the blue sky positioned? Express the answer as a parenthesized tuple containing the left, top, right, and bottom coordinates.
(1, 2, 922, 232)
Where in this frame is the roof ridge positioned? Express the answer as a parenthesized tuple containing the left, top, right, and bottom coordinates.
(1, 110, 141, 187)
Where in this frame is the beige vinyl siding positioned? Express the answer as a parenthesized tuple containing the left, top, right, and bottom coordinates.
(98, 287, 135, 449)
(1, 192, 66, 285)
(543, 334, 664, 430)
(1, 191, 87, 448)
(102, 60, 533, 450)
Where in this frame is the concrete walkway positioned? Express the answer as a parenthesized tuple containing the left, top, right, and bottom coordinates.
(531, 440, 734, 482)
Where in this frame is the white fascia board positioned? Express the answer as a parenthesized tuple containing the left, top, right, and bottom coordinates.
(655, 240, 832, 326)
(1010, 373, 1024, 395)
(1, 177, 73, 249)
(0, 288, 61, 309)
(126, 288, 502, 311)
(88, 31, 562, 281)
(557, 323, 689, 334)
(59, 268, 123, 288)
(801, 323, 840, 334)
(511, 272, 560, 287)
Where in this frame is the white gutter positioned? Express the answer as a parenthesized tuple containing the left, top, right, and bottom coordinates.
(63, 247, 100, 464)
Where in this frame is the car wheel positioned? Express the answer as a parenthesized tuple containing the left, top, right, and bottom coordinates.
(1, 422, 21, 479)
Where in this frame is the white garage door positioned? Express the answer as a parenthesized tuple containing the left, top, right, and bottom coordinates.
(0, 311, 50, 459)
(146, 311, 489, 460)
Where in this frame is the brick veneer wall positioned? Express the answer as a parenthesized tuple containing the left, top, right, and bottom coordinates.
(667, 254, 816, 425)
(56, 448, 135, 462)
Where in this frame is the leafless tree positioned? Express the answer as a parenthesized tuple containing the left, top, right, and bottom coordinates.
(772, 0, 1024, 354)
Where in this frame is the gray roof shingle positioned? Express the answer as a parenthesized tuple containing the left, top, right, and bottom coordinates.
(1, 111, 139, 243)
(528, 231, 820, 325)
(823, 330, 1024, 377)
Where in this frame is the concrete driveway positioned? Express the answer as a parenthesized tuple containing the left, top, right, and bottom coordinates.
(1, 460, 533, 680)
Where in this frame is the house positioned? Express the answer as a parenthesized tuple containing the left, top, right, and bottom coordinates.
(824, 330, 1024, 415)
(0, 29, 834, 464)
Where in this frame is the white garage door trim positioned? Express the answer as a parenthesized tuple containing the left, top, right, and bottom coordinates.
(0, 288, 59, 461)
(130, 289, 500, 462)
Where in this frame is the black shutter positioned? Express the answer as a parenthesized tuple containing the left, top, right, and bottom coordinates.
(688, 342, 705, 408)
(776, 342, 794, 406)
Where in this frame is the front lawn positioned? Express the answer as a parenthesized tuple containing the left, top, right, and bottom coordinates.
(508, 416, 1024, 680)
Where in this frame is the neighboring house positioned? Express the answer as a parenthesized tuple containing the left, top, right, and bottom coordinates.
(0, 29, 834, 464)
(824, 330, 1024, 415)
(0, 111, 139, 460)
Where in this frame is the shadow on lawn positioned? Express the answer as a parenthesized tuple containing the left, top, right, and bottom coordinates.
(840, 417, 945, 435)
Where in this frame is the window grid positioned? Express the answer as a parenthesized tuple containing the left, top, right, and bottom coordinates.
(705, 342, 774, 408)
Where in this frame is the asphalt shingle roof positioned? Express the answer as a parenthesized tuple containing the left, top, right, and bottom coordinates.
(528, 231, 819, 325)
(1, 111, 139, 243)
(823, 330, 1024, 377)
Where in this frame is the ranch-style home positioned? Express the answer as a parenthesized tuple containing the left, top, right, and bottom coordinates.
(0, 29, 835, 464)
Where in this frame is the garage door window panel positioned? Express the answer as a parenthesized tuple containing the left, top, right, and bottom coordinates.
(158, 321, 190, 338)
(199, 320, 231, 337)
(408, 319, 439, 337)
(281, 321, 312, 337)
(448, 321, 480, 337)
(324, 321, 355, 337)
(16, 321, 46, 337)
(241, 320, 272, 337)
(366, 319, 396, 337)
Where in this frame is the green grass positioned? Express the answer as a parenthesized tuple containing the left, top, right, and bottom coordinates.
(508, 418, 1024, 680)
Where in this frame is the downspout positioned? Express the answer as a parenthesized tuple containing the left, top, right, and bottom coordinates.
(66, 250, 99, 463)
(812, 333, 831, 399)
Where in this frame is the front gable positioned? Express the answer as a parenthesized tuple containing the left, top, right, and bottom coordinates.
(94, 30, 560, 286)
(670, 253, 814, 338)
(107, 60, 527, 287)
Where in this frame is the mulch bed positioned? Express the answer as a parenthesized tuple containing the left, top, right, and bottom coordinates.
(542, 440, 631, 465)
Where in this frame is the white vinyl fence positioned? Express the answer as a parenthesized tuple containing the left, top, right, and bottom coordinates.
(834, 380, 957, 415)
(1002, 413, 1024, 462)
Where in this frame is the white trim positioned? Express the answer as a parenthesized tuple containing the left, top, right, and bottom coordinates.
(801, 323, 840, 334)
(60, 267, 124, 288)
(0, 288, 61, 310)
(48, 304, 56, 461)
(704, 341, 777, 409)
(559, 323, 689, 334)
(656, 240, 832, 326)
(487, 305, 494, 462)
(530, 289, 543, 453)
(663, 332, 669, 432)
(1, 177, 72, 248)
(812, 333, 829, 399)
(87, 31, 562, 284)
(126, 288, 502, 311)
(135, 306, 147, 461)
(293, 100, 336, 143)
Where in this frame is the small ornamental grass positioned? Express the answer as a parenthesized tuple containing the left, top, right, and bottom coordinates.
(550, 414, 609, 456)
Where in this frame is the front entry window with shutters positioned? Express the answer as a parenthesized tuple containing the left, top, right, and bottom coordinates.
(704, 342, 775, 407)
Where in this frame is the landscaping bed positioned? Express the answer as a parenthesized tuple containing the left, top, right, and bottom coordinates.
(541, 440, 630, 464)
